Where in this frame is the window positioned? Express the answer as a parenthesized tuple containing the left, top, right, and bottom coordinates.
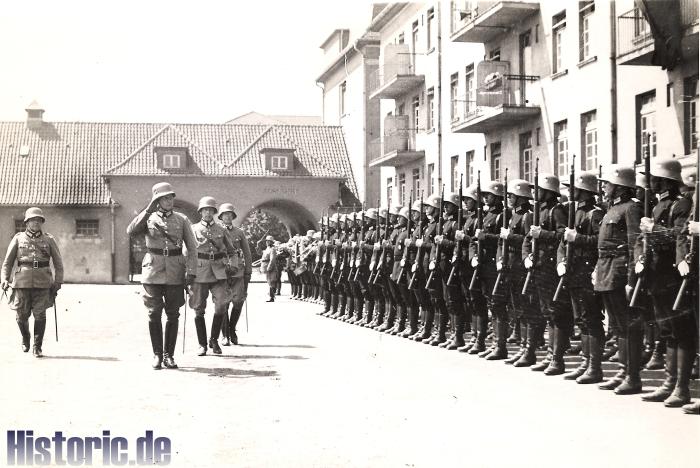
(386, 177, 394, 208)
(638, 92, 657, 161)
(465, 150, 475, 186)
(398, 172, 406, 205)
(520, 132, 533, 182)
(427, 8, 435, 50)
(76, 219, 99, 237)
(271, 155, 289, 170)
(488, 48, 501, 61)
(155, 147, 187, 170)
(412, 21, 419, 55)
(579, 1, 594, 61)
(412, 168, 421, 196)
(581, 110, 598, 170)
(451, 156, 459, 191)
(339, 81, 346, 117)
(412, 95, 420, 132)
(554, 120, 569, 177)
(634, 7, 650, 37)
(553, 11, 566, 73)
(450, 73, 459, 121)
(427, 163, 435, 195)
(162, 153, 181, 169)
(685, 75, 698, 153)
(490, 142, 502, 181)
(14, 219, 24, 233)
(397, 103, 405, 116)
(465, 64, 475, 114)
(398, 32, 405, 45)
(427, 88, 435, 131)
(666, 82, 673, 107)
(536, 127, 541, 145)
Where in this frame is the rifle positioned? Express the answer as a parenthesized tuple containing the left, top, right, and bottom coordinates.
(313, 212, 325, 274)
(408, 192, 425, 289)
(673, 158, 699, 311)
(469, 172, 483, 291)
(630, 138, 651, 307)
(522, 159, 540, 295)
(372, 204, 392, 284)
(351, 204, 365, 281)
(493, 168, 509, 295)
(368, 200, 383, 283)
(332, 212, 350, 281)
(340, 208, 357, 282)
(447, 175, 463, 286)
(426, 185, 445, 289)
(553, 155, 576, 302)
(398, 191, 413, 283)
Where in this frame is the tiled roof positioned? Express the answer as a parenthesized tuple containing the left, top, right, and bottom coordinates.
(226, 112, 322, 126)
(0, 121, 356, 206)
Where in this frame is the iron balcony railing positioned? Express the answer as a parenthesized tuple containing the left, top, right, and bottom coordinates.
(452, 74, 539, 125)
(368, 53, 419, 96)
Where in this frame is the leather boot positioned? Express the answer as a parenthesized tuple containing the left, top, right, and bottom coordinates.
(328, 294, 339, 317)
(17, 320, 31, 352)
(221, 312, 231, 345)
(194, 316, 207, 356)
(642, 346, 677, 402)
(400, 306, 418, 337)
(417, 307, 434, 341)
(645, 340, 665, 370)
(378, 302, 395, 332)
(507, 318, 521, 343)
(545, 326, 567, 375)
(514, 323, 538, 367)
(486, 318, 508, 360)
(468, 316, 487, 354)
(209, 314, 223, 354)
(600, 337, 627, 390)
(332, 295, 345, 319)
(429, 306, 448, 346)
(266, 287, 275, 302)
(163, 320, 179, 369)
(366, 300, 380, 327)
(531, 324, 554, 371)
(664, 347, 693, 407)
(682, 401, 700, 414)
(459, 316, 478, 352)
(149, 320, 164, 369)
(32, 319, 46, 358)
(447, 313, 466, 350)
(602, 341, 619, 362)
(389, 305, 406, 335)
(564, 335, 590, 380)
(341, 295, 353, 321)
(577, 334, 604, 384)
(229, 305, 242, 345)
(479, 317, 496, 357)
(615, 329, 643, 395)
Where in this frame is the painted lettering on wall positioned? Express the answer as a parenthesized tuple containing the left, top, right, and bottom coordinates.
(262, 187, 299, 195)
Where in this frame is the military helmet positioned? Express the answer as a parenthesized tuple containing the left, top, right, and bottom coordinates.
(682, 166, 697, 188)
(198, 196, 218, 212)
(339, 214, 347, 223)
(507, 179, 533, 199)
(217, 202, 237, 220)
(482, 181, 505, 197)
(398, 206, 410, 220)
(411, 199, 422, 212)
(365, 208, 378, 220)
(150, 182, 175, 203)
(535, 173, 561, 194)
(600, 165, 636, 188)
(567, 171, 599, 193)
(425, 193, 442, 210)
(646, 157, 683, 182)
(390, 205, 402, 216)
(330, 213, 340, 224)
(24, 207, 45, 223)
(463, 184, 479, 201)
(378, 207, 389, 219)
(306, 229, 315, 237)
(265, 235, 275, 242)
(443, 191, 461, 207)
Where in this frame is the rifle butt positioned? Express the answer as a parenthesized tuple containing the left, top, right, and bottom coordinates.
(468, 269, 479, 291)
(552, 276, 566, 302)
(629, 277, 644, 307)
(521, 271, 533, 295)
(672, 278, 689, 312)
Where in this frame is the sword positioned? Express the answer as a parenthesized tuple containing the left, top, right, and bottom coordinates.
(182, 286, 189, 354)
(53, 299, 58, 342)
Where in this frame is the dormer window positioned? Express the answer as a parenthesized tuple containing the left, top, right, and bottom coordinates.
(271, 155, 288, 170)
(163, 153, 182, 169)
(155, 147, 188, 171)
(260, 147, 295, 172)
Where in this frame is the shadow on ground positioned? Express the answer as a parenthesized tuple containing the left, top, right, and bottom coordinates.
(178, 367, 278, 378)
(43, 355, 119, 362)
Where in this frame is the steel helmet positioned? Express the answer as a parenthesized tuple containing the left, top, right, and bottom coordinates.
(313, 231, 322, 239)
(483, 181, 505, 197)
(411, 199, 423, 211)
(339, 214, 347, 223)
(217, 202, 237, 220)
(647, 157, 683, 182)
(507, 179, 533, 199)
(389, 205, 402, 216)
(24, 207, 45, 223)
(536, 173, 561, 194)
(600, 165, 636, 188)
(443, 191, 461, 207)
(365, 208, 378, 220)
(330, 213, 340, 224)
(306, 229, 315, 237)
(378, 207, 389, 219)
(265, 235, 275, 242)
(398, 206, 411, 220)
(569, 171, 599, 193)
(151, 182, 175, 203)
(198, 196, 218, 212)
(682, 166, 697, 188)
(425, 193, 442, 210)
(463, 184, 479, 201)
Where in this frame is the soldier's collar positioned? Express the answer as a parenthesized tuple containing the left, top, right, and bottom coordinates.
(223, 224, 234, 230)
(658, 191, 671, 201)
(515, 204, 529, 214)
(158, 209, 172, 218)
(542, 199, 557, 209)
(200, 219, 214, 227)
(26, 229, 42, 238)
(577, 199, 593, 209)
(613, 196, 623, 205)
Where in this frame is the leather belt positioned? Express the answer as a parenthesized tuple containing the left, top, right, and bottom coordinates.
(147, 247, 182, 257)
(18, 260, 49, 268)
(197, 252, 226, 261)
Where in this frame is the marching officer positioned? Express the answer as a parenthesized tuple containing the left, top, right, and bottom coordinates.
(217, 203, 252, 346)
(260, 235, 278, 302)
(190, 196, 237, 356)
(126, 182, 197, 369)
(2, 207, 64, 358)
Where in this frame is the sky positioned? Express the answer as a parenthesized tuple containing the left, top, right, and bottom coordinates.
(0, 0, 374, 123)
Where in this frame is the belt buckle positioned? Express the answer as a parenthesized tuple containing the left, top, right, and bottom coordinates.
(163, 246, 170, 257)
(209, 252, 215, 260)
(32, 259, 39, 269)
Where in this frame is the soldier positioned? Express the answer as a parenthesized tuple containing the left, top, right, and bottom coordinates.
(190, 196, 237, 356)
(637, 158, 694, 406)
(399, 199, 426, 338)
(387, 205, 411, 335)
(593, 166, 643, 394)
(405, 199, 433, 341)
(329, 213, 351, 319)
(217, 203, 252, 346)
(1, 207, 64, 358)
(355, 208, 378, 326)
(259, 235, 278, 302)
(125, 183, 197, 369)
(379, 206, 403, 333)
(367, 207, 391, 330)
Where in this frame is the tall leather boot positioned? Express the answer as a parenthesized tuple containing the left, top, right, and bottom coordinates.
(577, 334, 604, 383)
(486, 318, 508, 360)
(267, 286, 275, 302)
(229, 305, 242, 345)
(332, 294, 345, 319)
(17, 320, 31, 352)
(615, 329, 643, 395)
(367, 299, 382, 328)
(459, 316, 478, 352)
(429, 305, 448, 346)
(565, 335, 590, 380)
(514, 322, 538, 367)
(389, 305, 406, 335)
(148, 320, 164, 369)
(194, 316, 208, 356)
(664, 347, 693, 407)
(507, 318, 521, 343)
(220, 312, 231, 346)
(32, 319, 46, 358)
(163, 319, 179, 369)
(401, 306, 419, 338)
(479, 317, 497, 357)
(378, 301, 395, 332)
(531, 324, 554, 371)
(416, 307, 434, 341)
(468, 315, 487, 354)
(600, 337, 627, 390)
(447, 313, 466, 350)
(328, 294, 339, 317)
(342, 295, 354, 321)
(645, 339, 665, 370)
(642, 346, 677, 402)
(544, 326, 567, 375)
(209, 313, 223, 355)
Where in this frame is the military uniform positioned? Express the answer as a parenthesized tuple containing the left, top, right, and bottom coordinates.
(260, 237, 279, 301)
(1, 207, 64, 357)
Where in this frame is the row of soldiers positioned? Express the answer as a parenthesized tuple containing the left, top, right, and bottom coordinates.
(288, 157, 699, 415)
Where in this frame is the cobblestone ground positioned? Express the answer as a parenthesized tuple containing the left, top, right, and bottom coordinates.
(0, 283, 698, 468)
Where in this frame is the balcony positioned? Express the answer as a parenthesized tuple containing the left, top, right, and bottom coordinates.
(617, 1, 698, 66)
(451, 1, 540, 43)
(451, 73, 540, 133)
(369, 116, 424, 168)
(369, 44, 425, 100)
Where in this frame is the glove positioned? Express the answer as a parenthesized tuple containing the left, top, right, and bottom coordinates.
(416, 239, 424, 248)
(556, 262, 567, 277)
(689, 221, 700, 235)
(625, 284, 633, 301)
(564, 228, 577, 243)
(639, 217, 654, 233)
(455, 230, 465, 241)
(499, 228, 510, 240)
(634, 260, 645, 274)
(434, 235, 443, 244)
(591, 267, 597, 286)
(1, 281, 9, 292)
(351, 241, 357, 248)
(530, 226, 542, 239)
(404, 238, 412, 247)
(524, 255, 533, 270)
(50, 283, 61, 299)
(476, 229, 486, 241)
(677, 260, 689, 277)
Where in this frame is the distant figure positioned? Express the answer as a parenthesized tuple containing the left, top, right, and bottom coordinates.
(259, 235, 278, 302)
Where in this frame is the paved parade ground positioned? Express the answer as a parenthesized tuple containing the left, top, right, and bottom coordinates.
(1, 283, 698, 468)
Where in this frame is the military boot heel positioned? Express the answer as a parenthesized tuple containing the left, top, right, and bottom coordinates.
(600, 337, 627, 390)
(148, 320, 164, 369)
(18, 320, 31, 353)
(664, 347, 693, 407)
(32, 319, 46, 358)
(486, 318, 509, 360)
(163, 320, 179, 369)
(577, 334, 604, 384)
(194, 316, 208, 356)
(565, 335, 590, 380)
(615, 330, 643, 395)
(447, 314, 466, 350)
(642, 346, 677, 402)
(544, 326, 567, 376)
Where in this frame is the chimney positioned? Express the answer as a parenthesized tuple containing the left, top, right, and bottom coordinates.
(26, 100, 45, 130)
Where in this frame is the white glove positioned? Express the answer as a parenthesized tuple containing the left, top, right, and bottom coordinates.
(404, 238, 412, 247)
(591, 267, 597, 286)
(689, 221, 700, 235)
(496, 261, 503, 271)
(434, 235, 444, 244)
(374, 242, 381, 249)
(474, 228, 482, 239)
(635, 260, 645, 274)
(499, 227, 510, 239)
(324, 240, 331, 246)
(677, 260, 690, 277)
(351, 241, 357, 248)
(530, 225, 542, 239)
(556, 262, 567, 277)
(564, 228, 577, 243)
(416, 239, 424, 248)
(471, 257, 479, 267)
(625, 284, 633, 300)
(455, 230, 465, 241)
(639, 217, 654, 233)
(524, 255, 533, 269)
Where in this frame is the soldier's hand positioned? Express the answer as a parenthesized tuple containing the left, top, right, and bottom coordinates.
(416, 239, 423, 248)
(476, 229, 487, 241)
(625, 284, 633, 301)
(1, 281, 9, 291)
(639, 217, 654, 233)
(523, 255, 533, 270)
(556, 262, 567, 277)
(351, 241, 357, 248)
(455, 230, 465, 241)
(677, 260, 690, 277)
(634, 259, 645, 274)
(689, 221, 700, 235)
(185, 274, 196, 286)
(564, 227, 577, 242)
(374, 241, 381, 249)
(324, 240, 330, 247)
(591, 268, 597, 286)
(530, 225, 542, 239)
(404, 238, 412, 247)
(434, 235, 443, 244)
(499, 228, 510, 239)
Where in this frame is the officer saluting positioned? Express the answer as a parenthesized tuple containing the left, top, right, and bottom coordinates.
(126, 183, 197, 369)
(1, 207, 64, 358)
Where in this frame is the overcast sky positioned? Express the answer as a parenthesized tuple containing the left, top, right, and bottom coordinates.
(0, 0, 373, 123)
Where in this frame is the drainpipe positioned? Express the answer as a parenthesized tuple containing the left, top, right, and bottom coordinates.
(609, 1, 618, 164)
(315, 81, 325, 124)
(354, 40, 369, 205)
(436, 1, 443, 188)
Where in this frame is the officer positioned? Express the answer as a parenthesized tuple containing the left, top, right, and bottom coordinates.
(594, 166, 644, 394)
(1, 207, 64, 358)
(259, 235, 278, 302)
(217, 203, 252, 346)
(126, 183, 197, 369)
(637, 158, 693, 406)
(190, 196, 236, 356)
(557, 172, 605, 383)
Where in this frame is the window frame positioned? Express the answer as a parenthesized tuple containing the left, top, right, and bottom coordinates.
(520, 132, 533, 182)
(552, 11, 567, 73)
(427, 87, 435, 131)
(398, 172, 406, 205)
(554, 120, 569, 177)
(465, 150, 475, 186)
(581, 110, 598, 171)
(579, 1, 595, 62)
(271, 155, 289, 170)
(76, 219, 100, 237)
(490, 142, 502, 181)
